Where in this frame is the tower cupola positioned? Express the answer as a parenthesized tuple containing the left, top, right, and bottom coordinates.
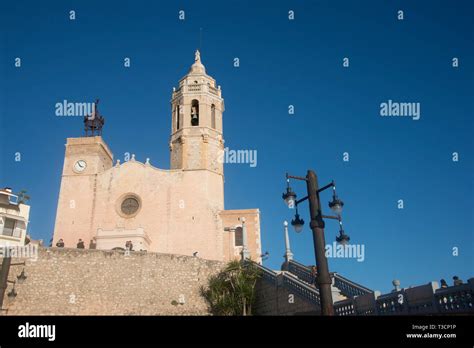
(169, 51, 225, 174)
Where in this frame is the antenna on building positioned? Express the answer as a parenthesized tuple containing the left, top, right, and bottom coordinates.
(199, 27, 203, 52)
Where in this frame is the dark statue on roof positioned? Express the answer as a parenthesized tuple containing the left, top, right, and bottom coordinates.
(84, 99, 105, 136)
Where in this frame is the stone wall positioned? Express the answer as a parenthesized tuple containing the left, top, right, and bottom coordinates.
(3, 247, 224, 315)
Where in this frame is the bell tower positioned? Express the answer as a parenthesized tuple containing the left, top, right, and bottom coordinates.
(170, 50, 225, 175)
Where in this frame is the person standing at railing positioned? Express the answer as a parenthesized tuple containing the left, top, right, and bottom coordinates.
(76, 239, 85, 249)
(453, 276, 463, 286)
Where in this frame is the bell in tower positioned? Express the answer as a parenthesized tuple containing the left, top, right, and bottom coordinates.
(169, 50, 225, 174)
(191, 100, 199, 126)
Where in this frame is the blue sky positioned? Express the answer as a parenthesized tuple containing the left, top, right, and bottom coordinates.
(1, 0, 472, 293)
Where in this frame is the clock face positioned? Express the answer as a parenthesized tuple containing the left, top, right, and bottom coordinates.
(121, 197, 140, 215)
(74, 160, 87, 172)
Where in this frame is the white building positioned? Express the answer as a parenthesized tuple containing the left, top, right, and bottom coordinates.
(0, 188, 30, 246)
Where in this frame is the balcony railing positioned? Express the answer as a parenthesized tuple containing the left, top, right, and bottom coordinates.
(187, 84, 202, 92)
(208, 86, 219, 95)
(287, 260, 373, 299)
(334, 298, 355, 316)
(333, 273, 373, 298)
(376, 291, 408, 315)
(334, 279, 474, 315)
(288, 260, 314, 285)
(253, 261, 321, 306)
(282, 273, 321, 306)
(253, 262, 277, 285)
(258, 258, 473, 315)
(173, 84, 220, 96)
(435, 282, 474, 313)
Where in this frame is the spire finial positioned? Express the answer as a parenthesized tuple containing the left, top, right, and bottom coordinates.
(84, 98, 105, 137)
(189, 49, 205, 74)
(283, 220, 293, 262)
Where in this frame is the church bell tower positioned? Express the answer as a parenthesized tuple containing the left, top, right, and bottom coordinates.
(169, 50, 225, 175)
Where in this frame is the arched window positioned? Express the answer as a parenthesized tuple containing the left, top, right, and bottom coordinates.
(176, 105, 180, 130)
(211, 104, 216, 129)
(234, 227, 243, 247)
(191, 99, 199, 126)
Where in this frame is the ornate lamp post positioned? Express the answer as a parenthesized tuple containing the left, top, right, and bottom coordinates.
(0, 249, 27, 310)
(282, 170, 349, 316)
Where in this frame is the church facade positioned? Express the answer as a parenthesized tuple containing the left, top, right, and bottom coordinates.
(52, 51, 262, 263)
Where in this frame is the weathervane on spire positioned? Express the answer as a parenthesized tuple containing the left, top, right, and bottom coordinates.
(84, 99, 105, 137)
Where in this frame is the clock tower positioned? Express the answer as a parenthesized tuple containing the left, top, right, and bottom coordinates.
(53, 136, 113, 248)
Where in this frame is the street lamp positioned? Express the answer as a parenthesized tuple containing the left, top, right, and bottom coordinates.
(7, 282, 17, 300)
(17, 269, 27, 284)
(336, 219, 350, 245)
(282, 178, 297, 209)
(0, 251, 26, 309)
(328, 185, 344, 215)
(281, 171, 350, 316)
(291, 207, 304, 233)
